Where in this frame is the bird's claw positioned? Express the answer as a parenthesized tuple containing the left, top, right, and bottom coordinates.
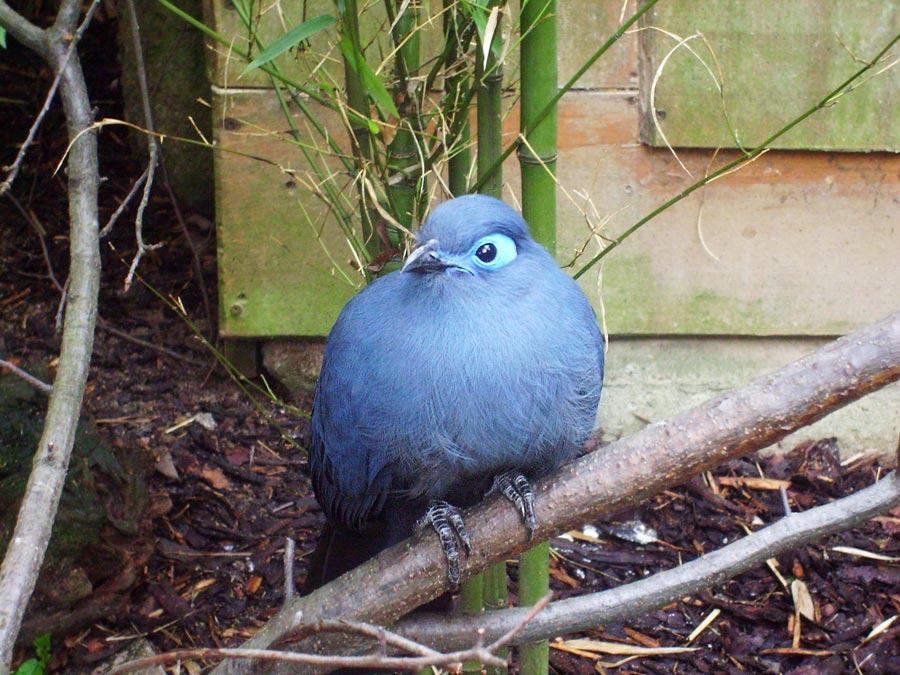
(420, 500, 471, 586)
(492, 471, 536, 538)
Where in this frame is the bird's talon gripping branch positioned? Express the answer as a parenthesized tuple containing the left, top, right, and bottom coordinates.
(492, 471, 537, 538)
(422, 500, 471, 585)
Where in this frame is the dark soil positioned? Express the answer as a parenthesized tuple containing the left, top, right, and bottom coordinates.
(2, 9, 899, 675)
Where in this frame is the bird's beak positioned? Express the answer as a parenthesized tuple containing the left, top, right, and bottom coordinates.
(402, 239, 466, 275)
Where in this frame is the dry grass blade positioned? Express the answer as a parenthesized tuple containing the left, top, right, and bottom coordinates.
(831, 545, 900, 562)
(717, 476, 791, 491)
(552, 638, 699, 657)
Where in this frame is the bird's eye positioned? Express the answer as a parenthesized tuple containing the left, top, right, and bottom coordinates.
(476, 243, 497, 263)
(470, 234, 517, 270)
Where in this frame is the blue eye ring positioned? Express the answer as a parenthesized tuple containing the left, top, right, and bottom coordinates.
(470, 233, 517, 270)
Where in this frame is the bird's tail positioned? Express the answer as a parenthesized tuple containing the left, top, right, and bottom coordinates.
(302, 520, 392, 592)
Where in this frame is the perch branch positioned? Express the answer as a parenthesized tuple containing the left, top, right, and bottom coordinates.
(211, 312, 900, 675)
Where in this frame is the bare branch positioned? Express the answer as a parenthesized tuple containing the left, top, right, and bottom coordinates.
(0, 0, 101, 197)
(107, 618, 518, 675)
(120, 0, 162, 293)
(0, 1, 103, 670)
(0, 359, 54, 394)
(0, 1, 48, 57)
(396, 469, 900, 649)
(100, 168, 148, 238)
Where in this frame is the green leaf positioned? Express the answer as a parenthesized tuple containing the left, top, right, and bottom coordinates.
(0, 26, 6, 49)
(14, 659, 41, 675)
(33, 633, 51, 662)
(461, 0, 504, 66)
(241, 14, 336, 76)
(337, 33, 400, 119)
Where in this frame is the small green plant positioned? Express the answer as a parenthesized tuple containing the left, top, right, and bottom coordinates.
(13, 634, 51, 675)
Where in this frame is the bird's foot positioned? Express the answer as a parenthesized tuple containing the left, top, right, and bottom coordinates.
(491, 471, 536, 538)
(420, 500, 471, 586)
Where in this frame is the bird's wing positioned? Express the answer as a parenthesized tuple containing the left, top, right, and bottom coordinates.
(308, 280, 401, 531)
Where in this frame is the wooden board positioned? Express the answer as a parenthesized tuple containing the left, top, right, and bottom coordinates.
(214, 87, 900, 337)
(639, 1, 900, 151)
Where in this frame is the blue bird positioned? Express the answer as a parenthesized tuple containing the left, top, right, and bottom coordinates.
(305, 194, 604, 589)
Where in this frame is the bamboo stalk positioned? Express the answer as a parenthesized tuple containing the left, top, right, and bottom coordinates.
(475, 2, 504, 200)
(519, 0, 557, 254)
(473, 4, 508, 672)
(444, 0, 473, 197)
(518, 2, 558, 675)
(458, 570, 484, 675)
(385, 0, 424, 235)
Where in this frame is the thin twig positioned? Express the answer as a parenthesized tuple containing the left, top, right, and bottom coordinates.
(487, 592, 552, 652)
(100, 167, 148, 238)
(110, 596, 557, 675)
(121, 0, 163, 292)
(97, 317, 206, 367)
(0, 0, 102, 197)
(0, 359, 53, 394)
(158, 160, 213, 334)
(116, 590, 559, 675)
(4, 192, 64, 292)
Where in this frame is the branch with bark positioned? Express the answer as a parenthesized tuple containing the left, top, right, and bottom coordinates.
(110, 595, 553, 675)
(210, 312, 900, 675)
(0, 2, 101, 672)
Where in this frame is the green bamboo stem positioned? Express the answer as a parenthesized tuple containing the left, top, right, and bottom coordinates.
(518, 2, 557, 675)
(473, 5, 507, 673)
(383, 0, 424, 237)
(482, 561, 509, 673)
(519, 0, 557, 254)
(340, 0, 372, 163)
(473, 0, 660, 194)
(476, 5, 504, 199)
(337, 0, 386, 259)
(517, 542, 551, 675)
(443, 0, 473, 197)
(458, 571, 485, 675)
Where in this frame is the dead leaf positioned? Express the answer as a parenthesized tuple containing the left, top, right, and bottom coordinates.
(201, 464, 232, 490)
(791, 578, 817, 622)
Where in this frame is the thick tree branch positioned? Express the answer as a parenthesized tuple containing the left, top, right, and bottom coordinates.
(0, 2, 47, 57)
(0, 1, 102, 671)
(212, 312, 900, 675)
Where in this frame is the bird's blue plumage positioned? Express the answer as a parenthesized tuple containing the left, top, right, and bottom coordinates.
(306, 194, 604, 586)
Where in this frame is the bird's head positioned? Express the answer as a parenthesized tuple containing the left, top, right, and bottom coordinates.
(402, 195, 537, 278)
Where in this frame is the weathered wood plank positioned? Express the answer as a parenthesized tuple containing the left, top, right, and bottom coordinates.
(215, 88, 900, 337)
(639, 1, 900, 151)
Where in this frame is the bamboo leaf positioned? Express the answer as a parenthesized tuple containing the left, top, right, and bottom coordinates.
(338, 33, 400, 120)
(241, 14, 336, 75)
(481, 5, 501, 68)
(464, 0, 505, 66)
